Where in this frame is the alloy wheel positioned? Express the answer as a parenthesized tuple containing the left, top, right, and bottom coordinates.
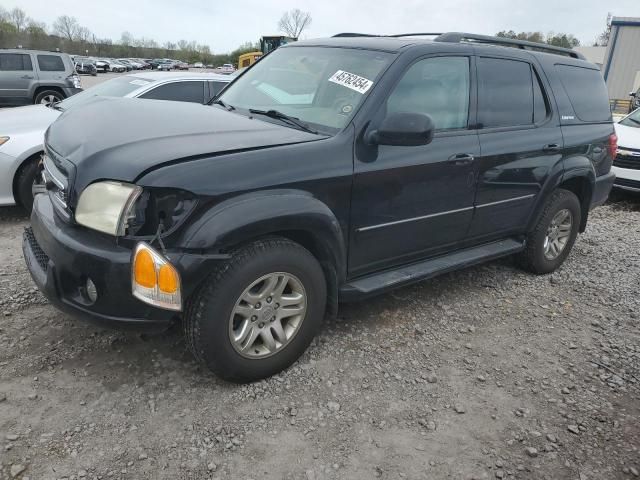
(228, 272, 307, 359)
(40, 95, 61, 107)
(543, 208, 573, 260)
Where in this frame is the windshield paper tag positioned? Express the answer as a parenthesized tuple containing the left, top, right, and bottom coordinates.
(329, 70, 373, 94)
(130, 79, 150, 86)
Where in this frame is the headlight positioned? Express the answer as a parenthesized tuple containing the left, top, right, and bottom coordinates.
(75, 181, 142, 236)
(0, 136, 9, 147)
(132, 242, 181, 311)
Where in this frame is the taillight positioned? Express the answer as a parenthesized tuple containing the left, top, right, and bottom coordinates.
(608, 133, 618, 159)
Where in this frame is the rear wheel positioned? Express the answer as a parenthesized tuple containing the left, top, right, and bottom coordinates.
(518, 189, 581, 274)
(15, 156, 41, 213)
(184, 238, 326, 383)
(34, 90, 64, 107)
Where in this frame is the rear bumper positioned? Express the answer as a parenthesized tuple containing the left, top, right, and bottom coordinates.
(23, 194, 175, 331)
(590, 170, 616, 208)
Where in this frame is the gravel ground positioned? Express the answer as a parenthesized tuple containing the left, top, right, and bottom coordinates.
(0, 193, 639, 480)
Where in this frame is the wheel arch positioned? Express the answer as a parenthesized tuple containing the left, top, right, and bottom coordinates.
(180, 191, 347, 317)
(12, 150, 43, 206)
(33, 86, 66, 103)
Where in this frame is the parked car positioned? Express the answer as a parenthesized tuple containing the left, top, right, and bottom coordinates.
(175, 62, 190, 71)
(220, 63, 235, 74)
(0, 72, 230, 211)
(93, 59, 110, 73)
(612, 109, 640, 192)
(628, 87, 640, 113)
(194, 62, 204, 68)
(157, 61, 174, 71)
(24, 33, 615, 383)
(74, 58, 98, 76)
(0, 49, 82, 107)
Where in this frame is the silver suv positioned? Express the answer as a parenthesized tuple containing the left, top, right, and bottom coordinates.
(0, 49, 82, 107)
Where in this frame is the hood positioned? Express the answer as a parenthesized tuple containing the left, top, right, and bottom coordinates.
(45, 97, 323, 190)
(615, 122, 640, 150)
(0, 104, 60, 135)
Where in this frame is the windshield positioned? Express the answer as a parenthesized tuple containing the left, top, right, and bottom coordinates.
(620, 109, 640, 128)
(219, 46, 393, 134)
(58, 75, 152, 110)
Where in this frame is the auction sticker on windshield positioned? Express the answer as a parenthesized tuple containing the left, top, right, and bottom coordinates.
(329, 70, 373, 94)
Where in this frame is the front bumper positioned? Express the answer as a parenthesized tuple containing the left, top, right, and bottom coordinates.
(612, 165, 640, 192)
(23, 194, 176, 331)
(590, 170, 616, 208)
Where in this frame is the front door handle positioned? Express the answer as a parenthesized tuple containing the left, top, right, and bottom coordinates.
(448, 153, 475, 165)
(21, 75, 34, 79)
(543, 143, 561, 153)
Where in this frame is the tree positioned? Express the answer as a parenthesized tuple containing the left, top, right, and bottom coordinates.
(9, 7, 28, 33)
(53, 15, 80, 41)
(495, 30, 579, 48)
(595, 13, 612, 46)
(278, 9, 311, 38)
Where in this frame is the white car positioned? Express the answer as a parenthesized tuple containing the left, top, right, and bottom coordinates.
(0, 72, 231, 211)
(220, 63, 236, 74)
(613, 109, 640, 193)
(194, 62, 204, 68)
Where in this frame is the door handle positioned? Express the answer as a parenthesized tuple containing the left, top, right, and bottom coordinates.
(543, 143, 561, 153)
(448, 153, 475, 165)
(21, 75, 34, 79)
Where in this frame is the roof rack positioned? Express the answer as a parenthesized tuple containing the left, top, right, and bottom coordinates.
(434, 32, 585, 60)
(331, 31, 585, 60)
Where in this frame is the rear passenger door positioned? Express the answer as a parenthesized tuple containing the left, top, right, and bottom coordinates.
(0, 53, 35, 103)
(469, 55, 563, 240)
(138, 81, 206, 103)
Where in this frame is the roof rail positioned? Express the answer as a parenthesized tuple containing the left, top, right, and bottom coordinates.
(434, 32, 585, 60)
(387, 33, 443, 38)
(332, 33, 381, 38)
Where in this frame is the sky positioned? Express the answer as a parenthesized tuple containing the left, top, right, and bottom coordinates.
(3, 0, 640, 53)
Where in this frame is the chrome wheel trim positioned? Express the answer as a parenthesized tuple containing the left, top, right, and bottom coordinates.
(543, 208, 573, 260)
(228, 272, 307, 359)
(40, 94, 60, 107)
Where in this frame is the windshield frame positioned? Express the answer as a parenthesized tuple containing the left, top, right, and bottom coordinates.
(57, 75, 153, 111)
(217, 45, 397, 136)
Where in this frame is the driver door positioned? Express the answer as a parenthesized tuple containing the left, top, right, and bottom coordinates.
(349, 55, 480, 276)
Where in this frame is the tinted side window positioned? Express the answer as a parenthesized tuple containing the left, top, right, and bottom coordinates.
(533, 70, 549, 123)
(386, 56, 470, 130)
(209, 81, 227, 97)
(478, 58, 533, 128)
(37, 55, 65, 72)
(0, 53, 33, 71)
(555, 65, 611, 122)
(140, 81, 204, 103)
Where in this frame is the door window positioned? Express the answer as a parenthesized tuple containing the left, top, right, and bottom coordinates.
(477, 57, 538, 128)
(386, 56, 470, 130)
(0, 53, 33, 71)
(140, 81, 205, 103)
(37, 55, 65, 72)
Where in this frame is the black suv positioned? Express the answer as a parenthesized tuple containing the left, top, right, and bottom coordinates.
(24, 33, 616, 382)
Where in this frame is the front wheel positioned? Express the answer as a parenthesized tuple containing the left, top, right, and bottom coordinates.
(184, 238, 326, 383)
(518, 189, 581, 274)
(15, 156, 41, 213)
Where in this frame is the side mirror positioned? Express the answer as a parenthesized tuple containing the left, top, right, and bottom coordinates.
(367, 112, 435, 147)
(630, 92, 637, 97)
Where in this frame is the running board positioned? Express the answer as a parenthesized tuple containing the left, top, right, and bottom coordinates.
(340, 238, 525, 301)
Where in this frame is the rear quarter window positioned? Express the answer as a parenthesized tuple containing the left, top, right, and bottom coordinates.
(555, 65, 610, 122)
(37, 55, 66, 72)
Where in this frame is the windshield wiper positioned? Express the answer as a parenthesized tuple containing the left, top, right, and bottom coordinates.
(249, 108, 318, 134)
(212, 99, 235, 111)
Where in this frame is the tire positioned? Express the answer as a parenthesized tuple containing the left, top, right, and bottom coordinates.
(518, 189, 581, 274)
(184, 238, 326, 383)
(34, 89, 64, 106)
(15, 156, 41, 213)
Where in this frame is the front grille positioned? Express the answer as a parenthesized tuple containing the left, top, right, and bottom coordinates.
(614, 177, 640, 190)
(24, 227, 49, 271)
(614, 147, 640, 170)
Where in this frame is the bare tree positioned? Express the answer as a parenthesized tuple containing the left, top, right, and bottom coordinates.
(9, 7, 28, 32)
(53, 15, 80, 41)
(595, 12, 612, 46)
(278, 9, 311, 38)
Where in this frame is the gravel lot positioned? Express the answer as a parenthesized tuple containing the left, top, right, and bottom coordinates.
(0, 192, 639, 480)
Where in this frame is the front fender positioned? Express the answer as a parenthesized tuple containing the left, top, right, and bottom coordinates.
(176, 190, 347, 311)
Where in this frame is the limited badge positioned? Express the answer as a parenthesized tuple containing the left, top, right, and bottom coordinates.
(329, 70, 374, 94)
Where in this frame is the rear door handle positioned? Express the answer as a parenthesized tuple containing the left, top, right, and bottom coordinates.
(543, 143, 561, 153)
(448, 153, 475, 165)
